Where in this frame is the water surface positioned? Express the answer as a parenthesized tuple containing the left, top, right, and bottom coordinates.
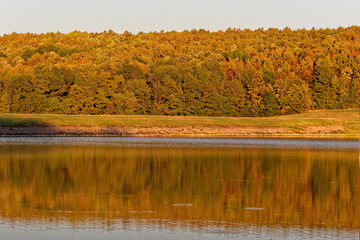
(0, 137, 359, 239)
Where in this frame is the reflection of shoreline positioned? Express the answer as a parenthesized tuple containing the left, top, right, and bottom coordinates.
(0, 146, 359, 230)
(0, 137, 359, 150)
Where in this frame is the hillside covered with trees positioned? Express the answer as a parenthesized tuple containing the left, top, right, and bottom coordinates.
(0, 27, 359, 116)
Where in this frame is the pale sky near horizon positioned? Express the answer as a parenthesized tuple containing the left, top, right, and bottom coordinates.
(0, 0, 359, 34)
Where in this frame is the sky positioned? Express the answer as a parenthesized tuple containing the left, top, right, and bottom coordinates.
(0, 0, 359, 34)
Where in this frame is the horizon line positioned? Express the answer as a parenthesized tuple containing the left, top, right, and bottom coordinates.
(1, 25, 360, 36)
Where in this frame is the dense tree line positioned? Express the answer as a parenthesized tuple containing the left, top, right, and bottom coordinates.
(0, 27, 359, 116)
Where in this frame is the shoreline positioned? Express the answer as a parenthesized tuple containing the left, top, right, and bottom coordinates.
(0, 110, 359, 139)
(1, 126, 359, 139)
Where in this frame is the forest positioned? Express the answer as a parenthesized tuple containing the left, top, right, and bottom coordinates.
(0, 27, 359, 116)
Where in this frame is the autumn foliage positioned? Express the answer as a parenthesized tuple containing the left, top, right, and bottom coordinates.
(0, 27, 360, 116)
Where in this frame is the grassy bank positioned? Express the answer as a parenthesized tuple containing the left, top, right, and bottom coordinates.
(0, 110, 359, 137)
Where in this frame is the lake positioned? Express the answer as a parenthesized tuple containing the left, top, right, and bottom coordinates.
(0, 137, 359, 239)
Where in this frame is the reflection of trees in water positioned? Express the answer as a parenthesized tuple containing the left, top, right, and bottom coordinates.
(0, 145, 359, 230)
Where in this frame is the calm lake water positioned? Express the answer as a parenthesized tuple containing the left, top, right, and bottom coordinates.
(0, 137, 359, 239)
